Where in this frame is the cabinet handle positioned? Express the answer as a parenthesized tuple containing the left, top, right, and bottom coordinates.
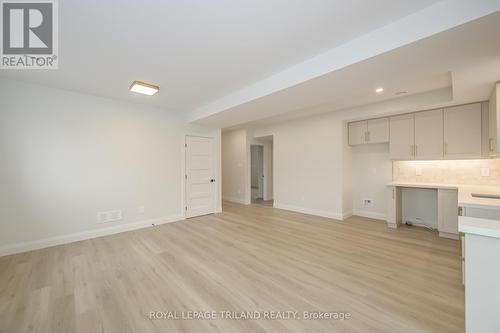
(444, 143, 447, 155)
(415, 145, 417, 156)
(489, 138, 494, 152)
(367, 131, 370, 142)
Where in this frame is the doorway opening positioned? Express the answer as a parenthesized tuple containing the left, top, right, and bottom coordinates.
(251, 145, 264, 201)
(250, 135, 273, 205)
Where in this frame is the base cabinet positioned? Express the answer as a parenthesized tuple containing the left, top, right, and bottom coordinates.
(386, 186, 401, 228)
(465, 233, 500, 333)
(437, 189, 458, 238)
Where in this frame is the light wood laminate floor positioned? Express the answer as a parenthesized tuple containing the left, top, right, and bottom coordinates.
(0, 202, 464, 333)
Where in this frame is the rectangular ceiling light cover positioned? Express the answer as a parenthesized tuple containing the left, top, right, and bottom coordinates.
(129, 80, 159, 96)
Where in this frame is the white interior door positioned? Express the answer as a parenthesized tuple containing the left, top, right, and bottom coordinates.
(186, 136, 215, 218)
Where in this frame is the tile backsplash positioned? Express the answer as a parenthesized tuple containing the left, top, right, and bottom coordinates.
(393, 158, 500, 186)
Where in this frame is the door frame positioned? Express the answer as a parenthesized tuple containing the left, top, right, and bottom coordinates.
(183, 133, 221, 218)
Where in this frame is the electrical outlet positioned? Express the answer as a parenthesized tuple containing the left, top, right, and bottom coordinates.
(97, 210, 123, 224)
(363, 199, 372, 207)
(481, 168, 490, 177)
(415, 167, 423, 176)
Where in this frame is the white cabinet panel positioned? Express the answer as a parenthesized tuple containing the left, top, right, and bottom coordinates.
(348, 121, 367, 146)
(438, 189, 458, 236)
(389, 114, 414, 160)
(414, 109, 443, 159)
(386, 186, 401, 228)
(464, 234, 500, 333)
(444, 103, 482, 158)
(489, 83, 500, 155)
(367, 118, 389, 144)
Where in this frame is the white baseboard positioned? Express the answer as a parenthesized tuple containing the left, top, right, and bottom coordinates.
(223, 196, 250, 205)
(353, 209, 387, 221)
(0, 214, 185, 257)
(342, 210, 353, 220)
(439, 231, 459, 240)
(273, 202, 344, 221)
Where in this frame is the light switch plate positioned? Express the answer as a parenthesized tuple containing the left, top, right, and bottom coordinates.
(415, 167, 423, 176)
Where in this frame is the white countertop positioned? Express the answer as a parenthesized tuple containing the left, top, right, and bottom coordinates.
(387, 181, 458, 190)
(459, 216, 500, 239)
(388, 181, 500, 210)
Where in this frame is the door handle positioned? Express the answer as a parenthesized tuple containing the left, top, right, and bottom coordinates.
(210, 179, 215, 183)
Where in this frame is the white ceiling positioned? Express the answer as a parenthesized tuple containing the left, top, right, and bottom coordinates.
(0, 0, 440, 111)
(205, 9, 500, 128)
(1, 0, 499, 129)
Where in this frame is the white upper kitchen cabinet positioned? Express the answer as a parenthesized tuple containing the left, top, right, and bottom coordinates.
(443, 103, 482, 158)
(414, 109, 443, 159)
(348, 121, 367, 145)
(366, 118, 389, 144)
(348, 118, 389, 146)
(489, 83, 500, 155)
(389, 113, 415, 160)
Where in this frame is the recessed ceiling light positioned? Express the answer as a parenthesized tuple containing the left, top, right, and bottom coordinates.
(375, 87, 384, 93)
(129, 80, 159, 96)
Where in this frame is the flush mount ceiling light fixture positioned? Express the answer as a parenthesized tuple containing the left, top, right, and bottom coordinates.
(129, 80, 159, 96)
(375, 87, 384, 93)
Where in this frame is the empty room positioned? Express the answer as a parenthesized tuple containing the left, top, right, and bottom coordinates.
(1, 1, 500, 332)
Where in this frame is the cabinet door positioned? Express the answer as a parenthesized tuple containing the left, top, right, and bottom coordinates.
(348, 121, 367, 146)
(367, 118, 389, 144)
(414, 109, 443, 159)
(444, 103, 482, 158)
(438, 189, 458, 235)
(389, 114, 414, 160)
(490, 83, 499, 155)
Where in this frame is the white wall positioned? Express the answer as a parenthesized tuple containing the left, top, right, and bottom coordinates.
(221, 129, 249, 204)
(253, 112, 347, 219)
(0, 79, 221, 255)
(351, 143, 392, 220)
